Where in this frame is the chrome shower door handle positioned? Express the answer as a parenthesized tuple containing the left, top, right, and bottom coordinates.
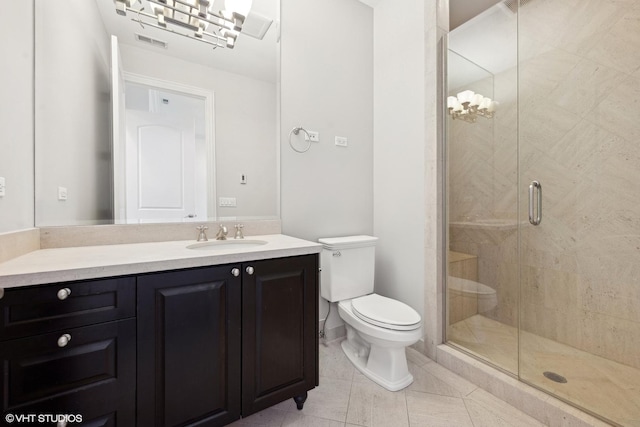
(528, 180, 542, 226)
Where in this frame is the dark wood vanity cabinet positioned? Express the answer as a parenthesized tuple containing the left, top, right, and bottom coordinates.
(137, 265, 243, 427)
(0, 253, 318, 427)
(0, 277, 136, 425)
(137, 254, 319, 427)
(241, 256, 319, 416)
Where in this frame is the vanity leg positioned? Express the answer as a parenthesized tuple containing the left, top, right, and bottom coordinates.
(293, 392, 308, 410)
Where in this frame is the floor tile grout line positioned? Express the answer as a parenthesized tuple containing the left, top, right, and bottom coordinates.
(461, 397, 479, 427)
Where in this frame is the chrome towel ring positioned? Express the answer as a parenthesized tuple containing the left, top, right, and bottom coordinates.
(288, 126, 312, 153)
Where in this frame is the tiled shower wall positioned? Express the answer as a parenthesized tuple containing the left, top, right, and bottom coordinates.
(449, 0, 640, 369)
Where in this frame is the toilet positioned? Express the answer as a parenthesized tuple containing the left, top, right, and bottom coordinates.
(447, 276, 497, 314)
(319, 235, 423, 391)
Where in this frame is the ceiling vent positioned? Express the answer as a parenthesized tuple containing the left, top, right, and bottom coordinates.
(242, 11, 273, 40)
(135, 33, 168, 49)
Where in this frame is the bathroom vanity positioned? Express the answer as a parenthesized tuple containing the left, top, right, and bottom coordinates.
(0, 234, 320, 426)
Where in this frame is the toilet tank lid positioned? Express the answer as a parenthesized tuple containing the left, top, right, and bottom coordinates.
(318, 235, 378, 250)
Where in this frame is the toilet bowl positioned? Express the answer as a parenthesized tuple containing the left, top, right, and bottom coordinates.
(338, 296, 422, 391)
(448, 276, 497, 313)
(318, 236, 423, 391)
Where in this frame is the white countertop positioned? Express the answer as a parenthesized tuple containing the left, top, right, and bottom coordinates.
(0, 234, 321, 289)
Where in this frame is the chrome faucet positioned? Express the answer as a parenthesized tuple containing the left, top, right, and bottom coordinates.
(234, 224, 244, 239)
(216, 224, 228, 240)
(196, 225, 209, 242)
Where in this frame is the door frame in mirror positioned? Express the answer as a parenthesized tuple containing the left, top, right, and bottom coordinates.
(118, 72, 216, 223)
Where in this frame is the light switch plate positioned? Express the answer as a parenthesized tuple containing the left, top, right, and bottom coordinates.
(219, 197, 237, 207)
(335, 136, 348, 147)
(58, 186, 68, 201)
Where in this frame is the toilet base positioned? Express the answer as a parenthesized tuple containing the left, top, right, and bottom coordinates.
(341, 339, 414, 391)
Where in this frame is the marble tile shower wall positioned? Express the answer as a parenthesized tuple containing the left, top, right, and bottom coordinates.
(450, 0, 640, 369)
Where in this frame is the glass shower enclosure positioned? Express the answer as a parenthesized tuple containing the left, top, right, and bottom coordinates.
(445, 1, 640, 425)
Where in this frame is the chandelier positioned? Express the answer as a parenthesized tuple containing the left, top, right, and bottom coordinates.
(447, 90, 497, 124)
(114, 0, 253, 49)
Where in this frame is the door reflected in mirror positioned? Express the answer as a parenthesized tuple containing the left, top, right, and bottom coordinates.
(120, 79, 213, 224)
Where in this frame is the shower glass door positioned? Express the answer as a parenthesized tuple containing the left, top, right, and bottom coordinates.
(445, 2, 519, 376)
(517, 1, 640, 425)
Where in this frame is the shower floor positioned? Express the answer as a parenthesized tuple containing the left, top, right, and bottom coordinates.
(449, 314, 640, 426)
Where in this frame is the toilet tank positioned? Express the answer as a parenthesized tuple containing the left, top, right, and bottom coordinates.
(318, 235, 378, 302)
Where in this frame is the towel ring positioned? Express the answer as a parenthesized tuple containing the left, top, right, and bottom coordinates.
(289, 127, 312, 153)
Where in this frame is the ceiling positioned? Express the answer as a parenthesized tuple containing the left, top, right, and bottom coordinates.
(449, 0, 502, 30)
(95, 0, 279, 83)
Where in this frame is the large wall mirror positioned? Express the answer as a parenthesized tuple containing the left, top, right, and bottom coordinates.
(34, 0, 280, 226)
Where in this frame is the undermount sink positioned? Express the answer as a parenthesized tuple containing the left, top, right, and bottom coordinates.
(186, 239, 268, 251)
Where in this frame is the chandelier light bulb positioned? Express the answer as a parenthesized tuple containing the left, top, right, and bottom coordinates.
(456, 90, 475, 104)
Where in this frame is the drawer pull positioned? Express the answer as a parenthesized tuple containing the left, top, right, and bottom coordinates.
(245, 266, 255, 275)
(57, 333, 71, 348)
(57, 287, 71, 300)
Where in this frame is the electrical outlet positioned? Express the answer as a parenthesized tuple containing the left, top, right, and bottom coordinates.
(0, 177, 5, 197)
(304, 131, 320, 142)
(240, 173, 247, 185)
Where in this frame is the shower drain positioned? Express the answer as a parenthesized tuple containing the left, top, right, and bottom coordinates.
(543, 371, 568, 383)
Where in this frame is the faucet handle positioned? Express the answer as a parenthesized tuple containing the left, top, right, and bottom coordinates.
(216, 224, 228, 240)
(196, 225, 209, 242)
(234, 224, 244, 239)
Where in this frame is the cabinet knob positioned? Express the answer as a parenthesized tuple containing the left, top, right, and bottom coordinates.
(57, 287, 71, 300)
(57, 421, 68, 427)
(245, 266, 255, 275)
(231, 268, 240, 277)
(57, 333, 71, 348)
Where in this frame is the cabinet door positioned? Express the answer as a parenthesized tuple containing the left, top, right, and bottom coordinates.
(0, 319, 136, 425)
(242, 255, 319, 415)
(137, 266, 242, 427)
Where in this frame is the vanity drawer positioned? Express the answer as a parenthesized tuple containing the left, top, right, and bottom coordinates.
(0, 277, 135, 340)
(0, 318, 135, 425)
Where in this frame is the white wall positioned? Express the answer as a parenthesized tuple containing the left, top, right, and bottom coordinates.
(373, 0, 444, 358)
(0, 1, 34, 233)
(120, 45, 278, 220)
(280, 0, 374, 240)
(280, 0, 374, 331)
(373, 0, 427, 323)
(35, 0, 112, 226)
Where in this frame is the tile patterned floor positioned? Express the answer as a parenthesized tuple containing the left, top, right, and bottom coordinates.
(229, 339, 547, 427)
(449, 314, 640, 426)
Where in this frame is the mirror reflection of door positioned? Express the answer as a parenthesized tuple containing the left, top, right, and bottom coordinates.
(123, 83, 209, 223)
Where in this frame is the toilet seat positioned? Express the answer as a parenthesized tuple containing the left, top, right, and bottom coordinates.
(351, 294, 421, 331)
